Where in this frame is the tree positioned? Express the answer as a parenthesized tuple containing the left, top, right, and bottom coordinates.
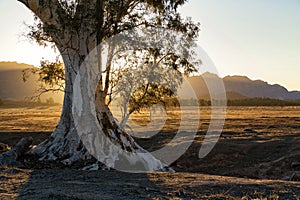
(22, 58, 65, 100)
(113, 47, 195, 128)
(17, 0, 200, 171)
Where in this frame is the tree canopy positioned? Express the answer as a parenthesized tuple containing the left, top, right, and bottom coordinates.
(22, 0, 201, 123)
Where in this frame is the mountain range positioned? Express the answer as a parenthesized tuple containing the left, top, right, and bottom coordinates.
(0, 62, 299, 102)
(179, 72, 300, 100)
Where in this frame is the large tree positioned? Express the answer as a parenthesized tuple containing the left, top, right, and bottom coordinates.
(17, 0, 200, 171)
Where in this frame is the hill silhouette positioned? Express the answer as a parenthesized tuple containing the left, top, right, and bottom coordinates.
(1, 62, 299, 102)
(0, 62, 63, 103)
(179, 72, 300, 100)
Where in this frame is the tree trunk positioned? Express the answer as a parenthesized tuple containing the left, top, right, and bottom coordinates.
(31, 49, 91, 165)
(29, 38, 167, 172)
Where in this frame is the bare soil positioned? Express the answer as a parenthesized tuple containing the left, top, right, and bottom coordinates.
(1, 104, 300, 199)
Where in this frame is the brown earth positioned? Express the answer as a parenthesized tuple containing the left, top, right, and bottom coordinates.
(1, 103, 300, 199)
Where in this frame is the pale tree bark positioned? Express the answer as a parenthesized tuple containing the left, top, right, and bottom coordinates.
(17, 0, 168, 171)
(18, 0, 68, 27)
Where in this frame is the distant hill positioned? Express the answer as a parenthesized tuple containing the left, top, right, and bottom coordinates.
(1, 62, 299, 102)
(200, 91, 247, 100)
(179, 72, 300, 100)
(0, 62, 63, 103)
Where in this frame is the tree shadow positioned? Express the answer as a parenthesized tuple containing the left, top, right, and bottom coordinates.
(1, 168, 298, 199)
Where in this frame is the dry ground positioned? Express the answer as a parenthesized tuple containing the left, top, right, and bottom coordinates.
(1, 103, 300, 199)
(1, 168, 299, 200)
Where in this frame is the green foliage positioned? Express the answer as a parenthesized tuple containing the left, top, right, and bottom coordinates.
(22, 58, 65, 99)
(112, 48, 197, 120)
(26, 16, 54, 48)
(129, 84, 174, 113)
(23, 58, 64, 87)
(26, 0, 200, 48)
(109, 25, 200, 120)
(38, 59, 65, 88)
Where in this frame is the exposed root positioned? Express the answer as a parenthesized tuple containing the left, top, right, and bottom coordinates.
(0, 137, 33, 168)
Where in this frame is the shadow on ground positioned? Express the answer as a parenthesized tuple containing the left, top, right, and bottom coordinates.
(1, 168, 300, 199)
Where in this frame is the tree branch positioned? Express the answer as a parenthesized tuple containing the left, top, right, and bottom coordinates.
(17, 0, 67, 27)
(104, 44, 115, 98)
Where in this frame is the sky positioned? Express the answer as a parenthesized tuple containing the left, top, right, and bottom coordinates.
(0, 0, 300, 90)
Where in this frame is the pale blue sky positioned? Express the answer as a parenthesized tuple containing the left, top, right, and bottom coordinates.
(179, 0, 300, 90)
(0, 0, 300, 90)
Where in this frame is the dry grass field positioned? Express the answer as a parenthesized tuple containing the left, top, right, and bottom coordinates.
(1, 102, 300, 199)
